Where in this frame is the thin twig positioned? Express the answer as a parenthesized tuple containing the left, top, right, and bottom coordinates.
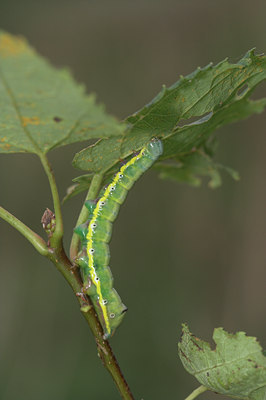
(0, 206, 48, 255)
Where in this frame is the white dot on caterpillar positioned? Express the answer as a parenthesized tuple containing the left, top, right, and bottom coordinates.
(91, 222, 97, 228)
(118, 173, 123, 178)
(95, 277, 99, 282)
(89, 248, 95, 254)
(100, 201, 105, 206)
(110, 313, 115, 319)
(110, 186, 115, 191)
(103, 299, 108, 305)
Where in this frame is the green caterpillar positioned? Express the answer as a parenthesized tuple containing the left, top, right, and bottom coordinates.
(75, 138, 163, 339)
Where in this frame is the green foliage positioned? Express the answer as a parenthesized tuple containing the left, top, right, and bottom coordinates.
(62, 172, 115, 203)
(63, 173, 94, 203)
(0, 31, 124, 155)
(0, 31, 266, 400)
(1, 31, 265, 193)
(154, 149, 239, 188)
(178, 324, 266, 400)
(71, 49, 266, 197)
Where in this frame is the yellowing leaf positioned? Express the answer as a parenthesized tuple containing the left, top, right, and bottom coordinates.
(0, 31, 124, 155)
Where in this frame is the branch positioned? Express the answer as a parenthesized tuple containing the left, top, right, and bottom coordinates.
(0, 206, 48, 256)
(69, 173, 103, 260)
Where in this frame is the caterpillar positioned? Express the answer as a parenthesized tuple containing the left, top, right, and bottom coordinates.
(74, 138, 163, 339)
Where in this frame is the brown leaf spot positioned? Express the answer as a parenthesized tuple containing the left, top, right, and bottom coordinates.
(53, 116, 63, 123)
(22, 116, 40, 127)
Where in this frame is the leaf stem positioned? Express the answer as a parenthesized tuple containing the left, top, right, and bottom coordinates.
(184, 385, 208, 400)
(69, 173, 103, 260)
(39, 153, 64, 248)
(0, 206, 48, 256)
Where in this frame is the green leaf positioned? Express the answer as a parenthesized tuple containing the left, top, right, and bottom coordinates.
(72, 137, 123, 173)
(0, 32, 124, 155)
(178, 324, 266, 400)
(154, 150, 240, 188)
(62, 174, 94, 204)
(62, 169, 116, 203)
(73, 49, 266, 180)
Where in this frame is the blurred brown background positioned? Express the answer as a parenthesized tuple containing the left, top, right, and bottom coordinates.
(0, 1, 265, 399)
